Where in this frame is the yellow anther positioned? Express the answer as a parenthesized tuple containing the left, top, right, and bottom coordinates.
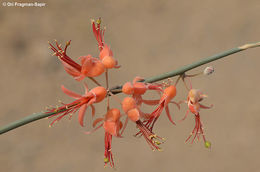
(96, 18, 101, 25)
(204, 141, 211, 149)
(154, 141, 161, 145)
(149, 134, 156, 139)
(104, 157, 109, 163)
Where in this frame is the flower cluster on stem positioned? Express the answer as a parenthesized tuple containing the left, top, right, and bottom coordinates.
(46, 18, 214, 168)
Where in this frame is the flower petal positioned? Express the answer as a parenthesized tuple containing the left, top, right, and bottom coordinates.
(92, 118, 104, 128)
(142, 99, 160, 105)
(78, 104, 88, 127)
(165, 105, 176, 125)
(83, 82, 89, 94)
(61, 85, 82, 99)
(90, 104, 96, 117)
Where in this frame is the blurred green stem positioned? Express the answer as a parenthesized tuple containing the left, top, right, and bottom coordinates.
(1, 42, 259, 135)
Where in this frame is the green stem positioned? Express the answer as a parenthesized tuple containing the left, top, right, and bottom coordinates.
(1, 42, 259, 135)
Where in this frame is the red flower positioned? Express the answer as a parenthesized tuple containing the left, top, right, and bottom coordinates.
(92, 18, 105, 51)
(92, 18, 120, 70)
(122, 76, 163, 106)
(99, 44, 120, 69)
(144, 85, 180, 132)
(181, 89, 213, 147)
(48, 83, 107, 127)
(86, 108, 122, 168)
(121, 97, 164, 151)
(49, 40, 105, 81)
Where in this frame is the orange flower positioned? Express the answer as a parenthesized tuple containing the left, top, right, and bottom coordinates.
(99, 44, 120, 69)
(144, 85, 180, 131)
(92, 18, 120, 69)
(49, 40, 105, 80)
(181, 89, 213, 147)
(86, 108, 123, 168)
(48, 83, 107, 127)
(122, 76, 163, 106)
(121, 97, 164, 151)
(92, 18, 105, 51)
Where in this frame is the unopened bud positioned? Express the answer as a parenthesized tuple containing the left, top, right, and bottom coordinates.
(203, 66, 214, 75)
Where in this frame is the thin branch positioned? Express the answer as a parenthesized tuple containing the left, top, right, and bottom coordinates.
(0, 42, 259, 135)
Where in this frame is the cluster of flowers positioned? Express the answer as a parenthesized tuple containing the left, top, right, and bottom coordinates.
(47, 18, 214, 168)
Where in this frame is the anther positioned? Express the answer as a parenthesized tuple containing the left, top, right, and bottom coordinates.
(204, 141, 211, 148)
(66, 41, 70, 46)
(154, 140, 161, 145)
(104, 157, 109, 163)
(149, 134, 156, 139)
(96, 18, 101, 25)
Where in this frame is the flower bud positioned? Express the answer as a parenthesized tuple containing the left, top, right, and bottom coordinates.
(203, 66, 214, 75)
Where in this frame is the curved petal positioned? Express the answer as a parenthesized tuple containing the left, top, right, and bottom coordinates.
(142, 99, 160, 105)
(81, 57, 93, 75)
(199, 103, 213, 109)
(90, 104, 96, 117)
(170, 101, 181, 110)
(61, 85, 82, 99)
(165, 105, 176, 125)
(179, 109, 190, 122)
(78, 104, 88, 127)
(120, 117, 128, 135)
(61, 61, 81, 77)
(74, 74, 85, 81)
(85, 123, 103, 135)
(83, 82, 89, 94)
(133, 76, 144, 83)
(92, 117, 104, 128)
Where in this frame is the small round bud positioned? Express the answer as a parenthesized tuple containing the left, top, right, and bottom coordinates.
(204, 141, 211, 148)
(203, 66, 214, 75)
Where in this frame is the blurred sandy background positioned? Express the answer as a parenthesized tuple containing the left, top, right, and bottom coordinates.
(0, 0, 260, 172)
